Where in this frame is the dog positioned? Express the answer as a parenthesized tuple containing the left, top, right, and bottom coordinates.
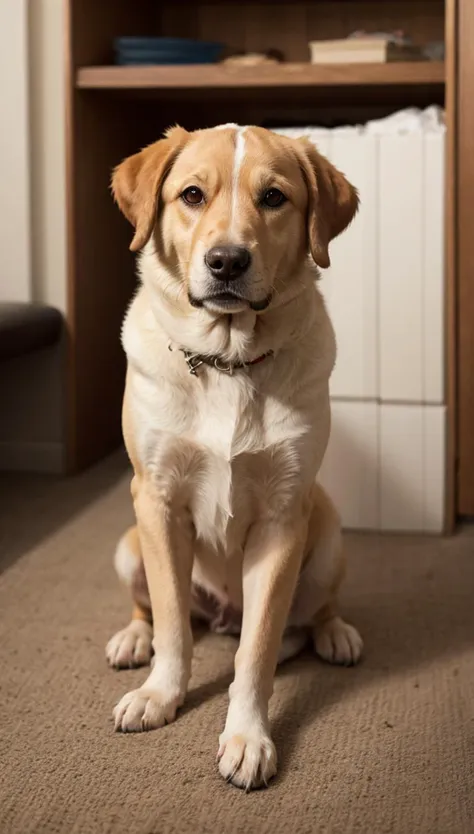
(106, 123, 362, 790)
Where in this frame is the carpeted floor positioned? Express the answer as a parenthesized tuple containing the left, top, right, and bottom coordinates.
(1, 452, 473, 834)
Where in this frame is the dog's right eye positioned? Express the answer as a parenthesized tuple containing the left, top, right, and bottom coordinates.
(261, 188, 287, 208)
(181, 186, 204, 206)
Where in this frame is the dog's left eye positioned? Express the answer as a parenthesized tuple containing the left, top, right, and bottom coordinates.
(262, 188, 287, 208)
(181, 186, 204, 206)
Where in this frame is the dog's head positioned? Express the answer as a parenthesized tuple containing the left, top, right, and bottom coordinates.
(112, 124, 358, 314)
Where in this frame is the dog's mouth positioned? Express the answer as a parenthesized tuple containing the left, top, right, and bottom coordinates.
(189, 292, 272, 313)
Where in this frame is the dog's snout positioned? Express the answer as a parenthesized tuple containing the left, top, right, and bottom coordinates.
(205, 246, 251, 281)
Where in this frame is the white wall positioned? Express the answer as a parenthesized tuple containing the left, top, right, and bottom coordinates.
(0, 0, 67, 309)
(28, 0, 67, 313)
(0, 0, 67, 473)
(0, 0, 31, 302)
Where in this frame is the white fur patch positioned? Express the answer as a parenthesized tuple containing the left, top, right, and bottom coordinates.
(231, 127, 247, 232)
(215, 122, 239, 130)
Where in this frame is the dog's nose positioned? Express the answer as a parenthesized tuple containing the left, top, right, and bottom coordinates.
(205, 246, 251, 281)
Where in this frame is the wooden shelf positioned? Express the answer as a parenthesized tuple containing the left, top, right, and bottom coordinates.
(77, 61, 445, 91)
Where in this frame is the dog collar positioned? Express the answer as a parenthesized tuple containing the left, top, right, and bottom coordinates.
(169, 344, 274, 376)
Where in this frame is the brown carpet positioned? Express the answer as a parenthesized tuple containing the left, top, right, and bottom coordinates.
(1, 452, 473, 834)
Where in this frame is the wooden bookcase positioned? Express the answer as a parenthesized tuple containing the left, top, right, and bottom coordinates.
(65, 0, 465, 528)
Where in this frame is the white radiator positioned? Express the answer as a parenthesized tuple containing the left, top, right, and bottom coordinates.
(276, 111, 446, 533)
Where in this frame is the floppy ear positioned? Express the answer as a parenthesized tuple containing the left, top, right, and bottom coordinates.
(111, 126, 189, 252)
(297, 138, 359, 269)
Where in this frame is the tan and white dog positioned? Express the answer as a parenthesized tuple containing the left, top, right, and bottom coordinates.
(107, 123, 362, 790)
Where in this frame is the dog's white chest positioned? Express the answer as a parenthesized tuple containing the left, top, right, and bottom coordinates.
(184, 375, 245, 547)
(131, 363, 311, 551)
(194, 373, 248, 458)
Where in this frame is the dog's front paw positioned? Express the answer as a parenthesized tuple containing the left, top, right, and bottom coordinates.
(313, 616, 363, 666)
(113, 688, 181, 732)
(106, 620, 153, 669)
(217, 731, 277, 790)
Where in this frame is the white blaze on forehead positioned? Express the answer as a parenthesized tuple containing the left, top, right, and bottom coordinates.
(231, 126, 247, 232)
(215, 122, 240, 130)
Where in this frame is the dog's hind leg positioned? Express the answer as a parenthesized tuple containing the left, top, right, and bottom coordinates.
(277, 628, 308, 664)
(105, 526, 153, 669)
(287, 483, 363, 666)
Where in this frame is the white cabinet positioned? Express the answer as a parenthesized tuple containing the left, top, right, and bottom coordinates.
(379, 403, 446, 533)
(318, 402, 446, 533)
(423, 134, 445, 404)
(322, 136, 378, 400)
(319, 401, 378, 530)
(278, 120, 446, 532)
(321, 129, 445, 408)
(378, 135, 425, 402)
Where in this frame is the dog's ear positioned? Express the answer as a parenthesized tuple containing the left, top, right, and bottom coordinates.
(297, 138, 359, 269)
(112, 126, 189, 252)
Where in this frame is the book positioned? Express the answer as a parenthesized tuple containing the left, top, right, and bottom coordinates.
(309, 37, 423, 64)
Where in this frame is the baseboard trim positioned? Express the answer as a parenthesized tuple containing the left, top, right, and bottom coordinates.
(0, 441, 65, 474)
